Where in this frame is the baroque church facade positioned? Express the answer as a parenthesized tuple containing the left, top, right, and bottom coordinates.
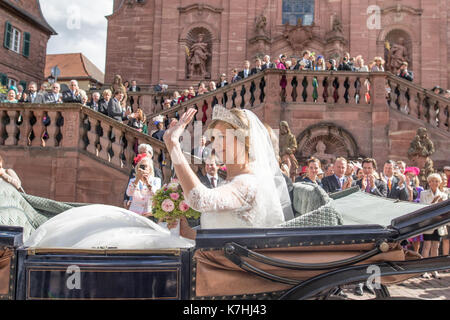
(105, 0, 449, 90)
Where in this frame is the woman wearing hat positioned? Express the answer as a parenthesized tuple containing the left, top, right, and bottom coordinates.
(371, 57, 385, 71)
(3, 86, 18, 103)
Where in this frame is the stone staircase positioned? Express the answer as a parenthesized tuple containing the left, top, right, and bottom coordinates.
(1, 70, 449, 205)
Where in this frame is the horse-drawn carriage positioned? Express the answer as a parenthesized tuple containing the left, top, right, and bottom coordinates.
(1, 179, 449, 300)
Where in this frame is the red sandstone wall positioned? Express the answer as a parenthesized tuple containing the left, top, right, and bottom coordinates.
(105, 0, 449, 90)
(1, 148, 129, 207)
(0, 6, 51, 83)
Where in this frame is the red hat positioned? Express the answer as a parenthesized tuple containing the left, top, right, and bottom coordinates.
(404, 167, 420, 176)
(133, 153, 148, 166)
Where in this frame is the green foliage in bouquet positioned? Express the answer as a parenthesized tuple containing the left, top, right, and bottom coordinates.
(152, 180, 201, 222)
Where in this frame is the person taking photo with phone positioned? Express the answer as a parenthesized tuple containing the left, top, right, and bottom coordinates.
(126, 156, 161, 217)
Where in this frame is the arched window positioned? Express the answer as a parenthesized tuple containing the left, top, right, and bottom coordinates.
(282, 0, 315, 26)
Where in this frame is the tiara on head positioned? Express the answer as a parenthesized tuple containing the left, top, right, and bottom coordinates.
(212, 105, 249, 130)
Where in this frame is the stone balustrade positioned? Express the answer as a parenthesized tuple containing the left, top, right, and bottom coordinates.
(0, 103, 170, 177)
(386, 74, 450, 132)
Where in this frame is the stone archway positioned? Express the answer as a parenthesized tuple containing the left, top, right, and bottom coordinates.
(296, 123, 361, 165)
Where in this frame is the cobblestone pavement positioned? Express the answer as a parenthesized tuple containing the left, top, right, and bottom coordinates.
(343, 271, 450, 300)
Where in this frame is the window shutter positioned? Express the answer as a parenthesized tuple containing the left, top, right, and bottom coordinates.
(0, 73, 8, 86)
(4, 21, 12, 49)
(22, 32, 30, 57)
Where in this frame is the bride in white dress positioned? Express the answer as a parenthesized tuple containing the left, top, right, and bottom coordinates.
(25, 106, 291, 249)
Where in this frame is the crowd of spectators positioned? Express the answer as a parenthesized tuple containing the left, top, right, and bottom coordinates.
(291, 155, 450, 293)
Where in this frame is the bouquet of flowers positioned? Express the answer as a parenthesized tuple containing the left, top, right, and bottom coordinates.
(152, 179, 201, 223)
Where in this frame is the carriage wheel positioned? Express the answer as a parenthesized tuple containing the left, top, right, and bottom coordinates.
(314, 284, 391, 300)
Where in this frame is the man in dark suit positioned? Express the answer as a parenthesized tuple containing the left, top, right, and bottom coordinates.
(397, 62, 414, 82)
(338, 53, 354, 71)
(251, 58, 263, 75)
(191, 136, 212, 162)
(231, 69, 242, 83)
(297, 51, 312, 70)
(107, 91, 127, 122)
(152, 121, 166, 168)
(87, 92, 101, 111)
(238, 60, 252, 80)
(381, 160, 409, 201)
(44, 82, 62, 104)
(199, 155, 224, 189)
(129, 80, 141, 108)
(261, 55, 276, 70)
(356, 158, 387, 197)
(321, 158, 354, 194)
(98, 90, 111, 115)
(62, 80, 83, 103)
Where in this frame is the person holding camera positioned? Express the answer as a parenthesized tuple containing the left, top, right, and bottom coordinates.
(126, 156, 161, 216)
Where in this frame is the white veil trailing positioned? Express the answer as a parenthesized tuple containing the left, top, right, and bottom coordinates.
(244, 110, 294, 226)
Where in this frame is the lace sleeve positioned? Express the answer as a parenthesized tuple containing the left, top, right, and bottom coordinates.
(186, 176, 257, 214)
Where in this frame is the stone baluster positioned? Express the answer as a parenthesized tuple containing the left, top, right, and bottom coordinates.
(0, 111, 5, 145)
(86, 118, 100, 156)
(428, 99, 437, 127)
(243, 81, 252, 109)
(98, 121, 112, 162)
(30, 110, 44, 147)
(444, 105, 450, 132)
(407, 89, 419, 118)
(123, 132, 137, 169)
(397, 84, 408, 112)
(110, 127, 124, 167)
(315, 75, 326, 103)
(436, 102, 447, 129)
(284, 73, 293, 103)
(18, 110, 31, 146)
(4, 110, 18, 146)
(336, 76, 347, 104)
(46, 110, 59, 147)
(347, 75, 358, 104)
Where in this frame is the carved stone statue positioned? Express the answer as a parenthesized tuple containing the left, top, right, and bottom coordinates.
(312, 141, 335, 163)
(407, 127, 435, 187)
(386, 37, 410, 73)
(279, 121, 299, 181)
(188, 33, 211, 79)
(255, 14, 267, 36)
(110, 74, 127, 107)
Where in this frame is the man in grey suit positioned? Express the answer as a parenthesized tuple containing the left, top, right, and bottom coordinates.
(108, 91, 127, 122)
(44, 83, 62, 104)
(22, 82, 44, 103)
(192, 136, 212, 162)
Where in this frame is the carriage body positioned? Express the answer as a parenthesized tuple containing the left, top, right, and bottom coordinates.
(1, 184, 449, 300)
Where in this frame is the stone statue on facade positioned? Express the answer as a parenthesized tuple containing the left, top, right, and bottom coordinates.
(110, 74, 127, 108)
(386, 37, 410, 73)
(255, 14, 267, 36)
(407, 127, 435, 187)
(279, 121, 299, 181)
(188, 33, 210, 79)
(312, 140, 335, 164)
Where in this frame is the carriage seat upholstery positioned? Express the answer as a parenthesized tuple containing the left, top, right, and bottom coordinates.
(279, 182, 344, 228)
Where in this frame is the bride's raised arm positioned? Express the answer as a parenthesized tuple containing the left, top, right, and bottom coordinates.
(163, 109, 256, 214)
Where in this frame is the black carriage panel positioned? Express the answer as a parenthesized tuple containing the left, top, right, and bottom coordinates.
(0, 226, 23, 300)
(15, 248, 191, 300)
(390, 200, 450, 240)
(195, 225, 398, 250)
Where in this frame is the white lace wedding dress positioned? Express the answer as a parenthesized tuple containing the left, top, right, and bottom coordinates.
(25, 108, 290, 250)
(187, 174, 284, 229)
